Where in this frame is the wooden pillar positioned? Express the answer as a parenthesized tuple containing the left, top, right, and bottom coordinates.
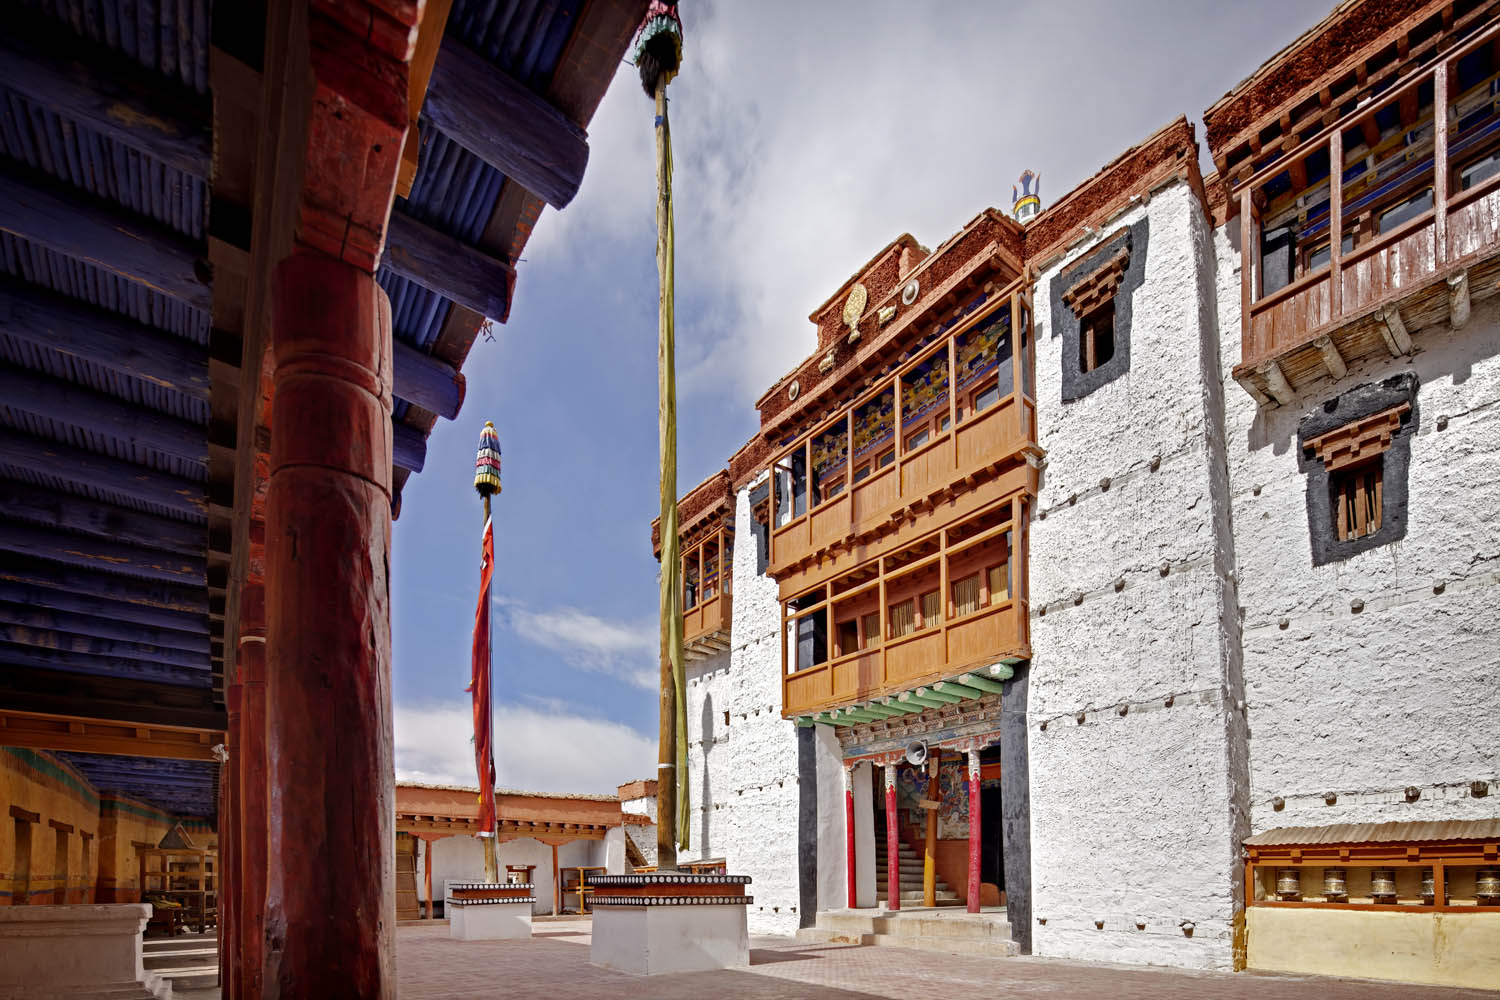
(845, 765, 857, 909)
(424, 838, 434, 919)
(551, 844, 560, 917)
(884, 763, 900, 911)
(223, 681, 242, 995)
(1434, 58, 1450, 264)
(264, 249, 395, 997)
(239, 575, 268, 998)
(1328, 129, 1343, 320)
(923, 757, 938, 908)
(967, 748, 981, 914)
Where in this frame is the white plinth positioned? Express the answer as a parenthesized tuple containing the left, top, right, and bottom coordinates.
(0, 903, 164, 998)
(590, 903, 750, 975)
(449, 901, 533, 940)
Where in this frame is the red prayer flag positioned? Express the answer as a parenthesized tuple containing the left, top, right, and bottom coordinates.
(467, 516, 497, 834)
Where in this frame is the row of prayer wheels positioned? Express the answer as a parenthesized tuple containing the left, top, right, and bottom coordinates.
(1275, 866, 1500, 904)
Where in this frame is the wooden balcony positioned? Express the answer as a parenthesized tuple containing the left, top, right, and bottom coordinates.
(783, 599, 1027, 719)
(767, 289, 1039, 588)
(1235, 24, 1500, 404)
(683, 588, 730, 661)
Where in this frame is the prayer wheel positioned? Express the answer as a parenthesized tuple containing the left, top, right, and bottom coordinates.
(1477, 867, 1500, 904)
(1419, 867, 1435, 905)
(1275, 867, 1302, 901)
(1370, 867, 1397, 902)
(1322, 867, 1347, 902)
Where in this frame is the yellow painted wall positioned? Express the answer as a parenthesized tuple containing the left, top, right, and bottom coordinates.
(96, 795, 175, 903)
(1247, 905, 1500, 990)
(1, 748, 102, 904)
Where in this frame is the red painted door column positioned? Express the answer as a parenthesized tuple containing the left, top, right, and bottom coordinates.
(845, 765, 856, 909)
(238, 573, 268, 998)
(884, 763, 900, 911)
(264, 248, 395, 997)
(967, 748, 981, 914)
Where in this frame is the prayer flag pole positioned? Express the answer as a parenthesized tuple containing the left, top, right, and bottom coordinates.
(635, 1, 688, 868)
(471, 421, 502, 883)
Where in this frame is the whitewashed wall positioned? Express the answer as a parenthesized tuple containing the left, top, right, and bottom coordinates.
(681, 473, 804, 935)
(417, 834, 606, 915)
(1027, 181, 1247, 970)
(1213, 222, 1500, 836)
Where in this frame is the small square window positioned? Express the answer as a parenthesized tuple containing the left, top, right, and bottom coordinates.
(1079, 299, 1115, 373)
(1330, 458, 1383, 542)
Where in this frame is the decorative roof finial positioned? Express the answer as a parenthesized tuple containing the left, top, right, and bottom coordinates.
(474, 421, 501, 496)
(632, 1, 683, 98)
(1013, 169, 1041, 222)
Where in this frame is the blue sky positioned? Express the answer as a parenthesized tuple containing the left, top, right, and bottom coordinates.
(389, 0, 1328, 794)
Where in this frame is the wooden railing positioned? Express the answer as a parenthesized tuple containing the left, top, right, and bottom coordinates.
(768, 287, 1036, 577)
(683, 589, 729, 646)
(1238, 22, 1500, 372)
(783, 599, 1024, 718)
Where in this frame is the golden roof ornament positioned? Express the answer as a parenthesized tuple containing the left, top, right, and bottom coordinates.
(843, 282, 868, 344)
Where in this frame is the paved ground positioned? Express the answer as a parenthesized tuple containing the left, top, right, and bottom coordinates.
(395, 919, 1495, 999)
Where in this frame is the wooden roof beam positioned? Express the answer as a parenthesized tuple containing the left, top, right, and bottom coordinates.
(0, 623, 205, 672)
(423, 39, 589, 210)
(0, 480, 206, 558)
(0, 430, 207, 520)
(384, 211, 515, 323)
(0, 558, 207, 617)
(0, 602, 208, 656)
(0, 644, 209, 687)
(0, 709, 219, 760)
(0, 580, 207, 636)
(0, 169, 211, 313)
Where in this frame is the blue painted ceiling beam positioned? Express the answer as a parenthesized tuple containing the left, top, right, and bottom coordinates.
(0, 480, 206, 557)
(0, 430, 207, 519)
(0, 365, 209, 468)
(0, 521, 206, 584)
(384, 210, 513, 324)
(0, 168, 211, 314)
(0, 580, 208, 636)
(425, 37, 588, 210)
(0, 622, 207, 671)
(0, 556, 208, 616)
(0, 279, 212, 402)
(0, 642, 211, 687)
(0, 601, 209, 655)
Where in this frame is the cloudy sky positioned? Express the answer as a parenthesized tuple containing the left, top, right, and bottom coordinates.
(390, 0, 1328, 794)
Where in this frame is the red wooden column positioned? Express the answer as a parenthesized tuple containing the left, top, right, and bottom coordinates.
(845, 765, 856, 909)
(884, 763, 900, 911)
(966, 748, 981, 914)
(264, 248, 396, 996)
(423, 838, 435, 919)
(223, 681, 242, 994)
(238, 568, 268, 998)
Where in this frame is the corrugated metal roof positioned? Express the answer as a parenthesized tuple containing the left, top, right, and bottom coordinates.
(1246, 819, 1500, 846)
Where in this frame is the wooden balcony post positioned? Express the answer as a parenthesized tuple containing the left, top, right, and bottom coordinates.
(878, 561, 889, 686)
(846, 409, 855, 530)
(892, 374, 903, 462)
(923, 756, 938, 908)
(948, 329, 958, 464)
(1239, 188, 1257, 352)
(1434, 58, 1449, 264)
(1329, 129, 1343, 320)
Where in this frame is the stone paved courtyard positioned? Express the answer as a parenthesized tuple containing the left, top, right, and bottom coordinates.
(395, 920, 1497, 998)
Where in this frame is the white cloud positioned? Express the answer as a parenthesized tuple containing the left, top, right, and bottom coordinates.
(496, 597, 656, 689)
(394, 700, 656, 796)
(531, 1, 1327, 411)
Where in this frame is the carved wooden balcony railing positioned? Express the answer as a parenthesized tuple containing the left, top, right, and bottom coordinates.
(1235, 22, 1500, 405)
(681, 525, 731, 660)
(766, 285, 1039, 592)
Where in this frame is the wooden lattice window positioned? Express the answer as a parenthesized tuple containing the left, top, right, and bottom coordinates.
(1063, 242, 1129, 374)
(1304, 402, 1410, 545)
(1078, 300, 1115, 373)
(1332, 459, 1383, 541)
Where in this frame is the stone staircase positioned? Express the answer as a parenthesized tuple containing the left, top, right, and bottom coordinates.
(796, 908, 1019, 957)
(876, 837, 963, 906)
(143, 932, 218, 992)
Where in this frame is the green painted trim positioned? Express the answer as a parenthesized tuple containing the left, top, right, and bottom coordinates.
(857, 702, 904, 718)
(2, 748, 101, 810)
(899, 691, 948, 709)
(914, 686, 964, 704)
(795, 716, 816, 728)
(815, 712, 852, 728)
(833, 708, 882, 724)
(932, 681, 985, 700)
(957, 672, 1007, 694)
(877, 697, 925, 714)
